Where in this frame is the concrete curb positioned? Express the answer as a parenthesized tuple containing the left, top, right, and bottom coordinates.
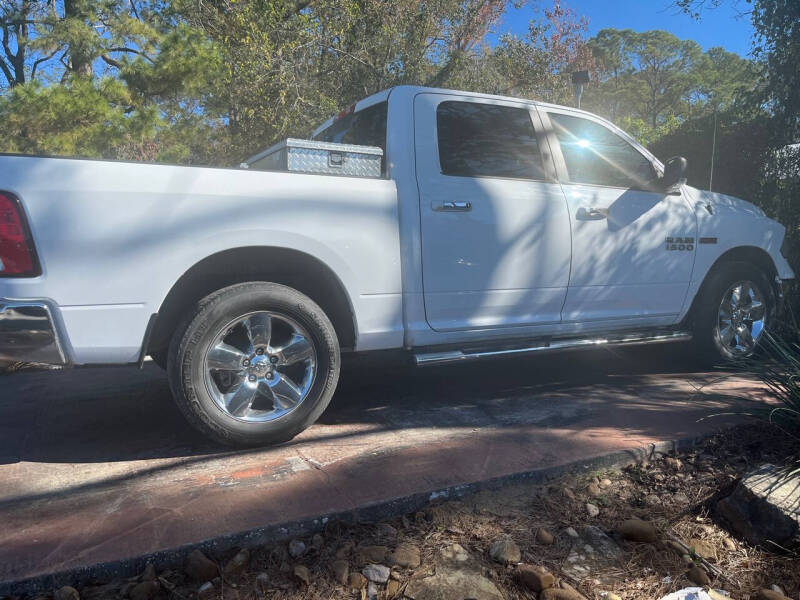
(0, 432, 711, 597)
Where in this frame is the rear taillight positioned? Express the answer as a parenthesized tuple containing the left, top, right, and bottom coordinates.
(0, 192, 40, 277)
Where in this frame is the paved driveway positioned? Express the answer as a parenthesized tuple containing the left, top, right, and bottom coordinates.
(0, 344, 768, 587)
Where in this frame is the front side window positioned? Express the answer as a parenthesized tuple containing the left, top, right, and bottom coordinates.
(437, 101, 544, 180)
(548, 112, 657, 189)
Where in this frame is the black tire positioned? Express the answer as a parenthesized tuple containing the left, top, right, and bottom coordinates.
(167, 282, 340, 446)
(692, 261, 775, 363)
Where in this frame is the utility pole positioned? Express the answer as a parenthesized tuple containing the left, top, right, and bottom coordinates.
(709, 109, 717, 192)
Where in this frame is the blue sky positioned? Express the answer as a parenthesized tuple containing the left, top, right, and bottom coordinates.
(493, 0, 756, 57)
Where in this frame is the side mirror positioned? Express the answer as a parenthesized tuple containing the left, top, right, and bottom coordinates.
(662, 156, 687, 194)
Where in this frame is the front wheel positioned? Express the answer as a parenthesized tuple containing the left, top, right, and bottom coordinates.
(693, 261, 775, 363)
(167, 282, 340, 446)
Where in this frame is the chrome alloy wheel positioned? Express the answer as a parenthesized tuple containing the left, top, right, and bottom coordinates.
(203, 311, 317, 422)
(716, 280, 767, 355)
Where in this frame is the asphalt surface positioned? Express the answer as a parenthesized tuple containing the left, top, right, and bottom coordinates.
(0, 343, 769, 587)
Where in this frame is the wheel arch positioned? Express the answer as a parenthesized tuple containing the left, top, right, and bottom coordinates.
(148, 246, 357, 358)
(685, 245, 779, 323)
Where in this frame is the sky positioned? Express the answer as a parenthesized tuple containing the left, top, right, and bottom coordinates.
(494, 0, 757, 57)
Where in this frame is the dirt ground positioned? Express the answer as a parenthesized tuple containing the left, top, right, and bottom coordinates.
(26, 421, 799, 600)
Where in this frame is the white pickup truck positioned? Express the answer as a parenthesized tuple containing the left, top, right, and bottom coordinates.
(0, 85, 793, 445)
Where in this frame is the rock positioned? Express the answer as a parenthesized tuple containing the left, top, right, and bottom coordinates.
(254, 572, 269, 594)
(665, 457, 683, 470)
(586, 503, 600, 518)
(489, 537, 520, 564)
(566, 527, 580, 538)
(757, 589, 791, 600)
(336, 541, 354, 559)
(376, 523, 398, 539)
(770, 584, 785, 595)
(617, 519, 657, 543)
(224, 549, 250, 578)
(707, 590, 732, 600)
(311, 534, 325, 551)
(536, 528, 555, 545)
(687, 538, 717, 561)
(331, 560, 349, 585)
(587, 483, 601, 497)
(386, 579, 400, 598)
(404, 566, 504, 600)
(129, 581, 159, 600)
(673, 493, 690, 505)
(54, 586, 80, 600)
(599, 478, 613, 488)
(715, 464, 800, 547)
(606, 594, 622, 600)
(563, 487, 576, 500)
(140, 563, 157, 582)
(359, 545, 388, 563)
(197, 582, 215, 600)
(288, 539, 306, 558)
(348, 573, 367, 589)
(517, 564, 555, 592)
(645, 494, 661, 506)
(540, 589, 584, 600)
(362, 564, 390, 584)
(563, 526, 624, 584)
(293, 565, 311, 586)
(388, 543, 420, 568)
(686, 566, 711, 586)
(441, 543, 470, 563)
(666, 540, 685, 556)
(185, 550, 219, 582)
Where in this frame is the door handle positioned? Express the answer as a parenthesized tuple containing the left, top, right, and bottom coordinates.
(434, 200, 472, 212)
(577, 206, 608, 220)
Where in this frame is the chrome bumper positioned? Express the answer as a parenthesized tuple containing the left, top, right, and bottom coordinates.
(0, 301, 68, 365)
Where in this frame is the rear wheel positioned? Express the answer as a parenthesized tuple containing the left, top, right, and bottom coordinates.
(167, 282, 340, 446)
(693, 261, 774, 363)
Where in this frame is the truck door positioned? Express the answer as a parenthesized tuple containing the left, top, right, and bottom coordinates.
(542, 108, 697, 323)
(414, 93, 572, 332)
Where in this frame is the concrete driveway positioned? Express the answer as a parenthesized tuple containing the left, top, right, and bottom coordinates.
(0, 343, 769, 588)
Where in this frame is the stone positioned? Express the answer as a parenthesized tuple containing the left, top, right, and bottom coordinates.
(348, 573, 367, 589)
(606, 594, 622, 600)
(388, 543, 421, 568)
(129, 581, 159, 600)
(489, 537, 520, 564)
(563, 526, 624, 583)
(645, 494, 661, 506)
(336, 541, 354, 559)
(586, 503, 600, 517)
(599, 478, 613, 488)
(185, 550, 219, 582)
(288, 539, 306, 558)
(197, 582, 215, 600)
(293, 565, 311, 586)
(224, 549, 250, 578)
(687, 538, 717, 561)
(565, 527, 580, 538)
(722, 537, 736, 550)
(311, 534, 324, 551)
(563, 487, 576, 500)
(254, 572, 269, 593)
(617, 519, 657, 543)
(386, 579, 400, 598)
(362, 564, 390, 584)
(666, 540, 685, 556)
(587, 483, 601, 497)
(757, 589, 791, 600)
(376, 523, 398, 539)
(665, 457, 683, 470)
(54, 587, 80, 600)
(715, 464, 800, 547)
(331, 560, 349, 585)
(404, 566, 504, 600)
(687, 566, 711, 586)
(140, 563, 157, 582)
(517, 564, 555, 592)
(770, 584, 785, 595)
(441, 543, 469, 563)
(536, 528, 555, 545)
(359, 545, 388, 563)
(540, 589, 584, 600)
(367, 581, 378, 600)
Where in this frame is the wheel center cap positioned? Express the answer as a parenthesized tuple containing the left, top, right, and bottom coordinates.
(250, 359, 270, 376)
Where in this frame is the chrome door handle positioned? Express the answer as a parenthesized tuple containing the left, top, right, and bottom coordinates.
(577, 206, 608, 220)
(435, 200, 472, 212)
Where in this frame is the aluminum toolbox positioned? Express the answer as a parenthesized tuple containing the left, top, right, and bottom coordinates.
(243, 138, 383, 178)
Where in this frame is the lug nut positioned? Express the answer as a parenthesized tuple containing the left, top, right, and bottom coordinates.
(256, 348, 265, 355)
(266, 372, 274, 380)
(270, 355, 278, 364)
(248, 375, 256, 382)
(242, 359, 250, 367)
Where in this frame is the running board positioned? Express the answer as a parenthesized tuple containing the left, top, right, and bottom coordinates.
(413, 330, 692, 367)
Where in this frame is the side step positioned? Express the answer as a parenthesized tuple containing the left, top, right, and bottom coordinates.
(413, 330, 692, 367)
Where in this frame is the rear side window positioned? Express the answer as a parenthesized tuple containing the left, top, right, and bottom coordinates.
(315, 101, 388, 175)
(437, 101, 544, 180)
(548, 112, 656, 189)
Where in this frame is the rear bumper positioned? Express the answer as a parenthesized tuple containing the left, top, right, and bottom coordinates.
(0, 300, 68, 365)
